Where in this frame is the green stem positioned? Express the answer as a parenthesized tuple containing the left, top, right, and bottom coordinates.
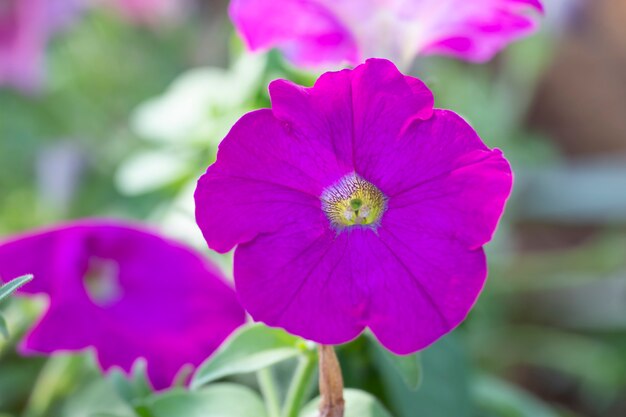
(257, 368, 282, 417)
(282, 352, 317, 417)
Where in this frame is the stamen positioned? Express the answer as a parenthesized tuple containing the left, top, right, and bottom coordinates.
(321, 173, 387, 230)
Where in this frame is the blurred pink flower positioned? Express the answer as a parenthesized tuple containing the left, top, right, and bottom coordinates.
(0, 0, 80, 91)
(0, 0, 183, 92)
(0, 219, 245, 389)
(230, 0, 544, 68)
(108, 0, 183, 24)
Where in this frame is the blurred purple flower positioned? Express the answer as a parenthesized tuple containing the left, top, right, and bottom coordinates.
(195, 59, 512, 354)
(0, 219, 245, 389)
(0, 0, 81, 91)
(230, 0, 543, 68)
(109, 0, 183, 24)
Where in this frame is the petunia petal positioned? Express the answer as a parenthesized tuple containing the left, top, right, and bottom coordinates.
(269, 72, 355, 169)
(0, 225, 89, 294)
(385, 151, 512, 249)
(234, 216, 487, 353)
(368, 228, 487, 354)
(419, 0, 543, 62)
(359, 110, 487, 192)
(195, 108, 353, 253)
(229, 0, 358, 68)
(21, 299, 97, 353)
(269, 59, 433, 174)
(234, 211, 371, 345)
(349, 59, 434, 173)
(359, 109, 512, 248)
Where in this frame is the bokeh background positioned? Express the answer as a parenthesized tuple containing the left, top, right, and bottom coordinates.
(2, 0, 626, 416)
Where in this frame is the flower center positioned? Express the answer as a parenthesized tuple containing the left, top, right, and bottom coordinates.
(84, 258, 123, 307)
(321, 173, 387, 230)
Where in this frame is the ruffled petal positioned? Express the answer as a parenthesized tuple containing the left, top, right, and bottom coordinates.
(269, 72, 355, 169)
(269, 59, 433, 174)
(230, 0, 542, 66)
(360, 109, 512, 248)
(21, 300, 97, 353)
(233, 207, 369, 345)
(195, 109, 347, 253)
(385, 150, 512, 249)
(419, 0, 543, 62)
(234, 215, 487, 353)
(348, 59, 434, 172)
(358, 110, 492, 190)
(368, 227, 487, 354)
(0, 225, 89, 294)
(229, 0, 358, 67)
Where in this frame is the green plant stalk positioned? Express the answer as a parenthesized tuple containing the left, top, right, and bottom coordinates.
(282, 352, 317, 417)
(258, 368, 282, 417)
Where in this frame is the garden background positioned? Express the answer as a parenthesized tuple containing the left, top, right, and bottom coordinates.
(2, 1, 626, 416)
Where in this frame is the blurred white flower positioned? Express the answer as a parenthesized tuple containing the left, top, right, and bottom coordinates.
(115, 52, 267, 196)
(131, 52, 267, 146)
(114, 149, 191, 195)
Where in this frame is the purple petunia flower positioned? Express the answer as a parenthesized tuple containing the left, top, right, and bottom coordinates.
(0, 219, 245, 389)
(230, 0, 543, 68)
(195, 59, 512, 354)
(0, 0, 80, 91)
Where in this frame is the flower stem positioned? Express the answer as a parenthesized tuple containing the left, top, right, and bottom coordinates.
(318, 345, 344, 417)
(257, 368, 281, 417)
(282, 351, 317, 417)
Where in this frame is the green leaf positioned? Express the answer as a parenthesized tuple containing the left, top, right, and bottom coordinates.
(108, 359, 153, 404)
(89, 415, 129, 417)
(0, 274, 33, 303)
(61, 378, 136, 417)
(191, 323, 303, 389)
(146, 383, 267, 417)
(369, 337, 422, 390)
(0, 315, 7, 339)
(374, 335, 474, 417)
(90, 414, 131, 417)
(473, 374, 560, 417)
(0, 356, 46, 411)
(299, 389, 392, 417)
(0, 274, 34, 339)
(23, 354, 100, 417)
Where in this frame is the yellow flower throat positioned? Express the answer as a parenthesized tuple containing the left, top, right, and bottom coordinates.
(321, 173, 387, 230)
